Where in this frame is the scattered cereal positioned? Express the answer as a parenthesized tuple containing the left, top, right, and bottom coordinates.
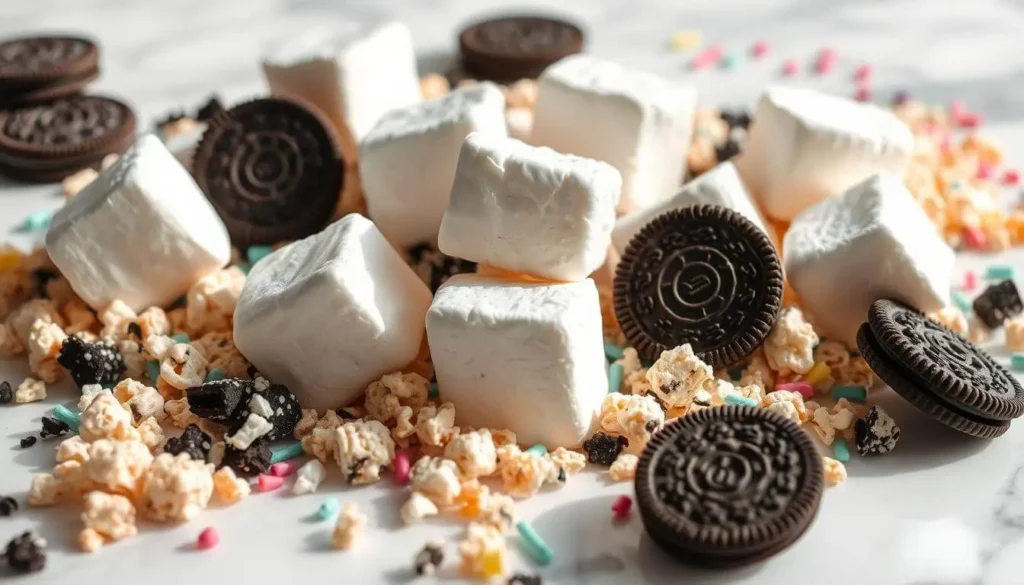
(331, 503, 366, 550)
(335, 419, 395, 485)
(212, 466, 250, 504)
(444, 429, 497, 480)
(411, 456, 462, 505)
(139, 452, 213, 522)
(80, 491, 138, 551)
(823, 457, 847, 487)
(15, 377, 46, 403)
(420, 73, 451, 100)
(292, 459, 326, 495)
(609, 453, 638, 482)
(414, 540, 445, 576)
(763, 307, 818, 376)
(497, 446, 552, 499)
(645, 344, 714, 409)
(401, 491, 440, 525)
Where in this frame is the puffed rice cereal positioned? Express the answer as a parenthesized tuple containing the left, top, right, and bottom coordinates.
(140, 452, 214, 522)
(547, 447, 586, 476)
(136, 417, 164, 452)
(763, 307, 818, 376)
(599, 393, 664, 449)
(609, 453, 639, 482)
(810, 399, 861, 445)
(401, 491, 440, 524)
(27, 473, 60, 507)
(113, 379, 166, 424)
(928, 306, 969, 337)
(444, 429, 498, 480)
(80, 491, 137, 551)
(645, 344, 715, 409)
(614, 347, 650, 394)
(27, 320, 67, 383)
(99, 300, 137, 341)
(163, 397, 201, 429)
(763, 390, 809, 423)
(364, 372, 430, 424)
(459, 522, 507, 579)
(332, 503, 367, 550)
(80, 393, 137, 442)
(57, 435, 91, 464)
(15, 377, 46, 403)
(159, 343, 208, 391)
(85, 439, 154, 495)
(292, 459, 326, 495)
(78, 528, 105, 553)
(118, 339, 146, 380)
(415, 402, 458, 447)
(334, 419, 396, 485)
(1006, 316, 1024, 351)
(497, 445, 553, 499)
(823, 456, 847, 487)
(191, 330, 249, 379)
(411, 456, 463, 506)
(185, 267, 246, 335)
(212, 466, 250, 504)
(294, 408, 320, 439)
(739, 349, 776, 390)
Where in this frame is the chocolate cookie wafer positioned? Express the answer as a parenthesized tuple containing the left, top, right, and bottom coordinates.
(613, 205, 783, 367)
(635, 406, 824, 567)
(459, 15, 584, 82)
(192, 97, 344, 247)
(0, 36, 100, 106)
(857, 299, 1024, 438)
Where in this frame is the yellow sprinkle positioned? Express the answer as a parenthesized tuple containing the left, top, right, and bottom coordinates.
(804, 362, 831, 385)
(669, 30, 702, 52)
(481, 548, 504, 577)
(0, 250, 22, 272)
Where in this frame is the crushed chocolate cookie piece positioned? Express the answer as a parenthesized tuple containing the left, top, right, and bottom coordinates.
(39, 417, 70, 439)
(414, 540, 445, 576)
(0, 381, 12, 404)
(163, 424, 213, 462)
(57, 336, 125, 389)
(195, 96, 224, 122)
(582, 432, 628, 466)
(4, 531, 47, 574)
(20, 436, 37, 449)
(187, 378, 250, 424)
(0, 495, 17, 517)
(222, 436, 272, 476)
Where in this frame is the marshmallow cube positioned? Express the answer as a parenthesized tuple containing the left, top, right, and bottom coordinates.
(45, 134, 230, 312)
(234, 214, 432, 412)
(784, 173, 954, 346)
(426, 275, 606, 448)
(737, 86, 914, 221)
(612, 161, 774, 253)
(530, 55, 696, 213)
(262, 21, 421, 163)
(360, 83, 507, 249)
(439, 132, 621, 282)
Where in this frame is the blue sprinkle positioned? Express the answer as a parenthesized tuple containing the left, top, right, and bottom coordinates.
(19, 210, 53, 232)
(428, 382, 439, 400)
(145, 360, 161, 384)
(246, 246, 274, 265)
(833, 438, 851, 462)
(724, 394, 758, 408)
(985, 265, 1014, 281)
(719, 54, 739, 70)
(171, 333, 190, 344)
(603, 341, 624, 361)
(51, 405, 80, 432)
(831, 385, 867, 402)
(525, 444, 547, 456)
(951, 291, 972, 313)
(316, 498, 340, 521)
(516, 521, 554, 566)
(608, 363, 624, 394)
(205, 368, 225, 382)
(1011, 353, 1024, 372)
(235, 262, 251, 275)
(271, 441, 304, 464)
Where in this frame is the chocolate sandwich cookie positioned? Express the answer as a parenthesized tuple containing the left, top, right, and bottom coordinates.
(192, 97, 344, 247)
(459, 15, 584, 82)
(0, 36, 100, 106)
(613, 205, 783, 367)
(0, 95, 136, 182)
(857, 299, 1024, 438)
(635, 406, 823, 567)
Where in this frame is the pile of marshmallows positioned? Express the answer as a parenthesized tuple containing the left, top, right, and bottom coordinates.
(45, 21, 946, 451)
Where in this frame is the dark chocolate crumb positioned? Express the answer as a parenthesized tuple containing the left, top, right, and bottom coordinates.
(39, 417, 70, 439)
(0, 381, 12, 404)
(719, 109, 752, 130)
(127, 322, 143, 340)
(222, 437, 271, 476)
(0, 495, 17, 517)
(556, 467, 567, 483)
(413, 541, 445, 576)
(972, 280, 1023, 329)
(644, 420, 661, 435)
(187, 378, 250, 424)
(261, 383, 301, 440)
(20, 436, 36, 449)
(715, 139, 741, 163)
(507, 574, 543, 585)
(582, 432, 628, 466)
(4, 531, 46, 574)
(155, 109, 187, 130)
(56, 336, 125, 389)
(163, 424, 213, 462)
(854, 405, 900, 456)
(336, 407, 359, 420)
(345, 457, 369, 484)
(195, 96, 225, 122)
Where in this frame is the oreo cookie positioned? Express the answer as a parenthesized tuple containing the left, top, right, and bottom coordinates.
(459, 15, 584, 82)
(635, 406, 823, 567)
(857, 299, 1024, 438)
(0, 36, 99, 106)
(192, 97, 343, 247)
(0, 95, 136, 182)
(613, 205, 783, 367)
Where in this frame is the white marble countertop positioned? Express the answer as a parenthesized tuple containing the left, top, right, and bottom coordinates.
(2, 0, 1024, 583)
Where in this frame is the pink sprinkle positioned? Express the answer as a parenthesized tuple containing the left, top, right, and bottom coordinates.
(963, 227, 987, 250)
(963, 270, 979, 292)
(1003, 169, 1020, 186)
(394, 449, 411, 485)
(977, 161, 995, 180)
(854, 87, 871, 102)
(776, 381, 814, 399)
(257, 474, 285, 492)
(949, 99, 965, 117)
(269, 460, 301, 477)
(854, 64, 873, 83)
(814, 47, 837, 74)
(939, 132, 953, 152)
(750, 40, 769, 58)
(782, 59, 800, 76)
(958, 112, 983, 128)
(196, 527, 219, 550)
(690, 44, 724, 70)
(611, 495, 633, 520)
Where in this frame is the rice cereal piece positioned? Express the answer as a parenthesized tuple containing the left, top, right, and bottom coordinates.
(614, 347, 649, 394)
(927, 306, 969, 337)
(364, 372, 430, 425)
(163, 398, 201, 429)
(810, 399, 861, 445)
(28, 320, 67, 383)
(459, 522, 507, 579)
(420, 73, 451, 101)
(140, 452, 214, 522)
(334, 420, 396, 485)
(57, 436, 91, 464)
(294, 409, 319, 439)
(392, 406, 417, 445)
(160, 343, 208, 391)
(489, 429, 518, 449)
(78, 528, 104, 553)
(302, 428, 338, 464)
(763, 390, 808, 423)
(98, 300, 137, 341)
(834, 355, 876, 388)
(143, 334, 175, 362)
(113, 379, 167, 424)
(499, 448, 554, 499)
(969, 316, 989, 344)
(478, 492, 516, 533)
(185, 267, 246, 335)
(117, 340, 146, 380)
(739, 349, 776, 390)
(85, 439, 154, 496)
(212, 466, 250, 504)
(599, 393, 665, 448)
(15, 378, 46, 404)
(80, 393, 137, 443)
(191, 331, 250, 379)
(814, 340, 850, 368)
(609, 453, 638, 482)
(401, 491, 441, 525)
(763, 308, 818, 376)
(332, 503, 367, 550)
(77, 384, 110, 412)
(136, 306, 171, 339)
(547, 447, 586, 476)
(80, 491, 137, 548)
(411, 456, 463, 506)
(9, 299, 64, 347)
(645, 344, 715, 409)
(415, 402, 458, 447)
(823, 457, 847, 487)
(292, 459, 327, 495)
(1007, 316, 1024, 351)
(444, 429, 498, 480)
(136, 417, 164, 452)
(52, 460, 90, 500)
(27, 474, 59, 507)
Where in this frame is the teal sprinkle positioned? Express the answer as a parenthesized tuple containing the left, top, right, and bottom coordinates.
(608, 363, 624, 394)
(271, 441, 304, 464)
(833, 438, 851, 462)
(51, 405, 80, 432)
(428, 382, 439, 400)
(985, 265, 1014, 280)
(719, 54, 739, 70)
(603, 341, 624, 361)
(951, 290, 972, 313)
(246, 246, 274, 265)
(20, 209, 53, 232)
(831, 385, 867, 402)
(235, 262, 251, 275)
(949, 179, 965, 191)
(1011, 353, 1024, 372)
(727, 366, 745, 381)
(145, 360, 161, 384)
(525, 444, 547, 456)
(316, 498, 340, 521)
(724, 393, 757, 407)
(171, 333, 190, 343)
(516, 521, 554, 566)
(205, 368, 225, 382)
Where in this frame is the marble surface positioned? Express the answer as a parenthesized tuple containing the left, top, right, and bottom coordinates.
(2, 0, 1024, 583)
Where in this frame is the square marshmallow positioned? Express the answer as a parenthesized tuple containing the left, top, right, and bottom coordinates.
(438, 132, 621, 282)
(262, 21, 421, 163)
(45, 134, 231, 312)
(737, 86, 914, 221)
(426, 274, 606, 447)
(530, 55, 696, 213)
(360, 83, 507, 249)
(612, 161, 775, 254)
(234, 214, 432, 412)
(783, 172, 953, 346)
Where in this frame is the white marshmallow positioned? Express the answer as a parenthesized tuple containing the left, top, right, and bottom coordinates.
(737, 86, 914, 221)
(784, 173, 953, 346)
(360, 83, 507, 248)
(234, 214, 432, 412)
(439, 132, 621, 282)
(426, 274, 605, 447)
(262, 21, 421, 163)
(45, 134, 231, 312)
(530, 55, 696, 213)
(612, 161, 774, 254)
